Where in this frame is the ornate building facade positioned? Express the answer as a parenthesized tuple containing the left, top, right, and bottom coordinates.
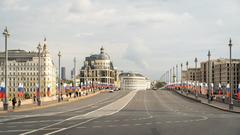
(0, 39, 57, 99)
(79, 47, 116, 87)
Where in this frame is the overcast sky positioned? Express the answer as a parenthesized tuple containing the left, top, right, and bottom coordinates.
(1, 0, 240, 80)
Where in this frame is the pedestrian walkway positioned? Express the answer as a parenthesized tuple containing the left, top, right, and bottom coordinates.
(0, 91, 103, 114)
(176, 90, 240, 113)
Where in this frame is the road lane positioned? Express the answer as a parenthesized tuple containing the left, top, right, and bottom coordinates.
(0, 90, 131, 135)
(1, 89, 240, 135)
(55, 89, 240, 135)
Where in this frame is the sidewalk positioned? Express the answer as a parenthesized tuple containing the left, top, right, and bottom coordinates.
(0, 90, 105, 114)
(175, 90, 240, 113)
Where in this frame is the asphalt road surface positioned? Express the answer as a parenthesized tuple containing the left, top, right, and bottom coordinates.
(0, 89, 240, 135)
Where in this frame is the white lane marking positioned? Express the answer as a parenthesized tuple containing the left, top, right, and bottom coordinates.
(120, 124, 129, 127)
(0, 129, 30, 133)
(45, 118, 96, 135)
(22, 90, 138, 135)
(7, 120, 63, 124)
(92, 125, 102, 128)
(76, 126, 87, 129)
(2, 93, 118, 123)
(144, 90, 153, 118)
(44, 128, 67, 135)
(135, 123, 143, 126)
(7, 126, 16, 128)
(69, 90, 138, 120)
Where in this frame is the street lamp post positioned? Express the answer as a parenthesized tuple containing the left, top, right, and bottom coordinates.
(176, 64, 178, 83)
(228, 39, 234, 110)
(208, 50, 211, 103)
(73, 57, 76, 89)
(3, 27, 10, 111)
(180, 63, 183, 86)
(58, 51, 61, 102)
(173, 66, 175, 83)
(186, 61, 189, 94)
(194, 57, 198, 98)
(37, 43, 42, 106)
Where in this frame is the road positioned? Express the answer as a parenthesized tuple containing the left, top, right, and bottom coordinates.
(0, 89, 240, 135)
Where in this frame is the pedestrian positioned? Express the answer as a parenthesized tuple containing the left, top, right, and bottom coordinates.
(12, 96, 17, 110)
(33, 95, 36, 103)
(222, 95, 225, 103)
(18, 99, 21, 107)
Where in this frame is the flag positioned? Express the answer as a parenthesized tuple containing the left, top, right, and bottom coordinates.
(47, 84, 51, 96)
(237, 84, 240, 101)
(18, 83, 24, 97)
(211, 83, 214, 96)
(36, 83, 40, 97)
(218, 83, 222, 95)
(226, 84, 231, 97)
(0, 87, 2, 99)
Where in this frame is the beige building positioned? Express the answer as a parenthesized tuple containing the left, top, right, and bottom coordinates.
(181, 68, 201, 82)
(119, 72, 150, 90)
(0, 39, 57, 99)
(200, 58, 240, 93)
(200, 59, 225, 84)
(79, 47, 117, 87)
(213, 59, 240, 92)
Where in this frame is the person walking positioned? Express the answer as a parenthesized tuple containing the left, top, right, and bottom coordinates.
(12, 96, 17, 110)
(18, 99, 21, 107)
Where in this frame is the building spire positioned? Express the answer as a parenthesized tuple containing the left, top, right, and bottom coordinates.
(100, 46, 104, 54)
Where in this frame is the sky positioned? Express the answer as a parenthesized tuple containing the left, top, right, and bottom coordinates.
(0, 0, 240, 80)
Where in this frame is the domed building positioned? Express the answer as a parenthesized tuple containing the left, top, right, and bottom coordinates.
(119, 72, 151, 90)
(79, 47, 116, 87)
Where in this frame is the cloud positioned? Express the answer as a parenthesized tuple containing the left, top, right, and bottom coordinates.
(74, 32, 94, 38)
(69, 0, 92, 13)
(0, 0, 29, 11)
(123, 38, 151, 70)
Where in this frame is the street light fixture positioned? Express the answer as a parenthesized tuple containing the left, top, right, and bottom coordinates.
(3, 27, 10, 111)
(208, 50, 211, 103)
(228, 39, 234, 110)
(58, 51, 61, 102)
(37, 43, 42, 106)
(194, 57, 198, 99)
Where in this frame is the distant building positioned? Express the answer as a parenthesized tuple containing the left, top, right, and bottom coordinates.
(61, 67, 66, 80)
(79, 47, 116, 87)
(0, 39, 57, 99)
(119, 72, 149, 90)
(71, 68, 74, 80)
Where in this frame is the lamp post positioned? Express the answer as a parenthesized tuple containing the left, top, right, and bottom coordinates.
(173, 66, 175, 83)
(73, 57, 76, 88)
(180, 63, 183, 86)
(228, 39, 234, 110)
(176, 64, 178, 83)
(194, 57, 198, 98)
(208, 50, 211, 103)
(37, 43, 42, 106)
(58, 51, 61, 102)
(3, 27, 10, 111)
(170, 69, 172, 84)
(186, 61, 189, 93)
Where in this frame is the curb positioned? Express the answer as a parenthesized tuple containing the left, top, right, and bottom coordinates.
(174, 90, 201, 103)
(173, 90, 240, 114)
(201, 102, 240, 114)
(0, 90, 105, 114)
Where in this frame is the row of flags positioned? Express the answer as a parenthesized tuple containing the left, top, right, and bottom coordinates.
(0, 83, 52, 99)
(167, 82, 240, 100)
(64, 84, 115, 93)
(0, 81, 115, 99)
